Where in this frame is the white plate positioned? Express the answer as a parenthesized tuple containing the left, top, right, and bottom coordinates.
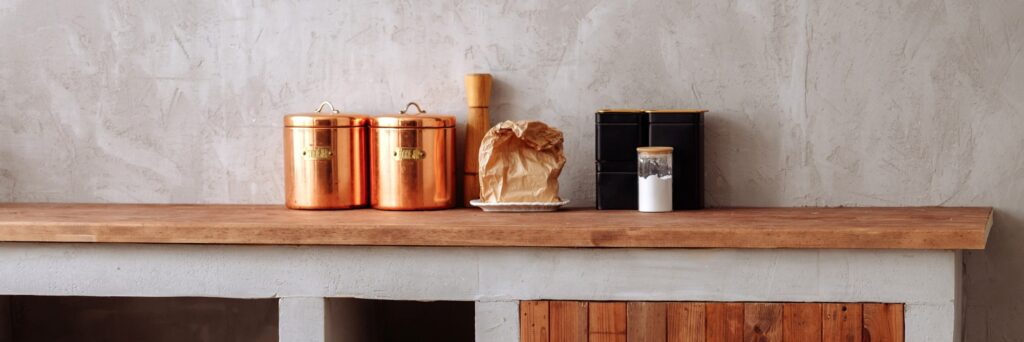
(468, 199, 570, 212)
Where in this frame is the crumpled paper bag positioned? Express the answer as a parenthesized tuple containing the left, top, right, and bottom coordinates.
(478, 120, 566, 203)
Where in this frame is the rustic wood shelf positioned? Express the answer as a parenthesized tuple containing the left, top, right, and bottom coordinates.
(0, 204, 991, 249)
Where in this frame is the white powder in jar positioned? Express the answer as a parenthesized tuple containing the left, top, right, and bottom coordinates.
(638, 175, 672, 212)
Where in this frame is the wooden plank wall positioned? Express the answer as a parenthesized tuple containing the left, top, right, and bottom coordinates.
(520, 301, 904, 342)
(588, 302, 626, 342)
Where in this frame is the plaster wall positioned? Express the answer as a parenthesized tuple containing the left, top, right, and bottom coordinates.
(1, 0, 1022, 339)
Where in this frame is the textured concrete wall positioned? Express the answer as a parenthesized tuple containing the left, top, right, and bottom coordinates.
(0, 0, 1021, 339)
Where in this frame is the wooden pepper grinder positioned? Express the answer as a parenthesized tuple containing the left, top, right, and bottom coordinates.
(464, 73, 492, 206)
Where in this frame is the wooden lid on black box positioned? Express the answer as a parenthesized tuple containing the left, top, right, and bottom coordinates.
(596, 109, 645, 123)
(646, 110, 707, 123)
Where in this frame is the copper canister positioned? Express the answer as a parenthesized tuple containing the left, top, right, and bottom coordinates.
(370, 102, 456, 210)
(284, 101, 369, 209)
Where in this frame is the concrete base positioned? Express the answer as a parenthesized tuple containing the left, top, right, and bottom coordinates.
(280, 298, 325, 342)
(0, 243, 962, 341)
(475, 301, 519, 342)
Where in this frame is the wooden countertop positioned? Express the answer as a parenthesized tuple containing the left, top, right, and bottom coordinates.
(0, 204, 991, 249)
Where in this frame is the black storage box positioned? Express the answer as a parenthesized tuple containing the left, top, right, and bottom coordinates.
(595, 110, 645, 210)
(646, 110, 705, 210)
(595, 109, 705, 210)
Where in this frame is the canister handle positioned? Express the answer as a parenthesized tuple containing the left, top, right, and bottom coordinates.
(400, 102, 427, 115)
(315, 101, 341, 114)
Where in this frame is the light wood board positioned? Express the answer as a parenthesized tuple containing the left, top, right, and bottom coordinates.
(0, 204, 992, 249)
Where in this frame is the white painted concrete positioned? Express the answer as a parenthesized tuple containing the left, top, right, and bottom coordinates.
(907, 303, 957, 342)
(479, 248, 958, 304)
(954, 251, 965, 341)
(0, 244, 955, 303)
(0, 243, 962, 341)
(475, 301, 519, 342)
(279, 297, 325, 342)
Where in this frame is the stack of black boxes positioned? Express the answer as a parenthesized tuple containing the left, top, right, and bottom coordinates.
(595, 109, 705, 210)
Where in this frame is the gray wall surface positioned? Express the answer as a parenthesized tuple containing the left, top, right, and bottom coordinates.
(0, 0, 1021, 339)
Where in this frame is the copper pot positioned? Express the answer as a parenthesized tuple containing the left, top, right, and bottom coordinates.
(284, 101, 369, 209)
(370, 102, 456, 210)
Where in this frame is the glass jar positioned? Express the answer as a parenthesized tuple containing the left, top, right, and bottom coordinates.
(637, 146, 673, 212)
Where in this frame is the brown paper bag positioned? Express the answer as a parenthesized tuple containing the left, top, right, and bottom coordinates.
(478, 120, 566, 203)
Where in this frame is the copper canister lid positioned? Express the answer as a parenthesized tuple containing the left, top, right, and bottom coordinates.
(371, 102, 456, 128)
(285, 101, 369, 127)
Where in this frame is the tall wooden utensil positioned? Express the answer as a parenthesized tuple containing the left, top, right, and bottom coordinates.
(464, 73, 492, 206)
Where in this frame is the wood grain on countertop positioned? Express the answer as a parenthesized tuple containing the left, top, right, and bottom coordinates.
(0, 204, 992, 249)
